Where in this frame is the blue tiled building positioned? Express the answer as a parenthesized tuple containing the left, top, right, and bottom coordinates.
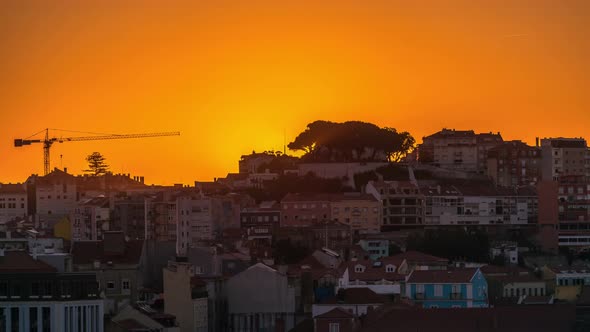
(405, 268, 488, 308)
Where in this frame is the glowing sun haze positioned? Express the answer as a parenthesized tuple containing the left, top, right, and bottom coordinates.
(0, 0, 588, 185)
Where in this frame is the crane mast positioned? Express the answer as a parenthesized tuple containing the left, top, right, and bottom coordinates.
(14, 128, 180, 175)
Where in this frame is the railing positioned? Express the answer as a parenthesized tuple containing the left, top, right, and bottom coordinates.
(451, 292, 462, 300)
(415, 292, 425, 300)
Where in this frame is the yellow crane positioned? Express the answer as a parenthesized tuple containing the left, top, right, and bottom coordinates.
(14, 128, 180, 175)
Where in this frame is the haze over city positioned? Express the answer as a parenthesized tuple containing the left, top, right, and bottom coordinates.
(1, 0, 589, 185)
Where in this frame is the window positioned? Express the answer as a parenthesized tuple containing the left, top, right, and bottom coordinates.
(386, 265, 395, 273)
(0, 281, 7, 297)
(31, 282, 40, 297)
(355, 265, 365, 273)
(329, 323, 340, 332)
(416, 284, 425, 297)
(434, 284, 443, 297)
(122, 279, 131, 295)
(106, 281, 115, 291)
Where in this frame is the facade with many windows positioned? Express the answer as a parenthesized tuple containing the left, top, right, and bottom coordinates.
(0, 183, 27, 223)
(366, 180, 423, 230)
(405, 268, 488, 308)
(0, 250, 103, 332)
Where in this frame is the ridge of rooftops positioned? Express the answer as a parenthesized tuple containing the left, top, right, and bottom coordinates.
(281, 192, 378, 202)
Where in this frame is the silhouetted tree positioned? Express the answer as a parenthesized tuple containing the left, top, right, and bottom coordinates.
(288, 120, 415, 162)
(85, 152, 109, 176)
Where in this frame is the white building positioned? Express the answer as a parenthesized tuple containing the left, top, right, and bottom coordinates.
(422, 184, 537, 226)
(31, 169, 78, 228)
(176, 195, 214, 256)
(490, 241, 518, 265)
(71, 196, 110, 241)
(0, 250, 103, 332)
(337, 260, 403, 295)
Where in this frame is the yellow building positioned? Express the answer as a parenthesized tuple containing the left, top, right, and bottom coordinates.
(543, 265, 590, 301)
(331, 193, 382, 234)
(53, 216, 71, 241)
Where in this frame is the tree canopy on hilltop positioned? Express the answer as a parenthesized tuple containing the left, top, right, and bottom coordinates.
(288, 120, 414, 162)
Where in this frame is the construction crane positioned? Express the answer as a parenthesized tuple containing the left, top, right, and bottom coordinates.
(14, 128, 180, 175)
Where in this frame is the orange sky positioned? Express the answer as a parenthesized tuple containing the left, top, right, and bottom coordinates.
(0, 0, 588, 185)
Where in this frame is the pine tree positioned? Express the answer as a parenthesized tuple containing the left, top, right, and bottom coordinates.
(85, 152, 109, 176)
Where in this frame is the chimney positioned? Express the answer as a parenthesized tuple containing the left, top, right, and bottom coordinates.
(536, 137, 539, 147)
(64, 167, 68, 173)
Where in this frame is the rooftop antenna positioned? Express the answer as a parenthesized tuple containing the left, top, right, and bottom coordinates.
(60, 154, 63, 169)
(283, 128, 286, 155)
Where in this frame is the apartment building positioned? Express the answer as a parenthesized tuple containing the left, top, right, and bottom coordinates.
(71, 196, 110, 241)
(422, 183, 538, 226)
(113, 193, 147, 241)
(366, 180, 424, 230)
(0, 183, 27, 223)
(555, 175, 590, 247)
(541, 137, 589, 181)
(176, 194, 214, 256)
(330, 193, 381, 234)
(240, 201, 280, 241)
(281, 193, 332, 227)
(0, 250, 103, 332)
(419, 129, 502, 173)
(145, 192, 177, 242)
(487, 140, 542, 187)
(30, 169, 78, 228)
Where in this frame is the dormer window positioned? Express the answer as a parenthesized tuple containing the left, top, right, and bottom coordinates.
(386, 265, 396, 273)
(354, 265, 365, 273)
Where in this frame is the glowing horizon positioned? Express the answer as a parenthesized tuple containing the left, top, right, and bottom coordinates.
(1, 1, 588, 185)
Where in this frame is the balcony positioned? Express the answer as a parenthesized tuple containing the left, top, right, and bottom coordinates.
(415, 292, 425, 300)
(451, 292, 463, 300)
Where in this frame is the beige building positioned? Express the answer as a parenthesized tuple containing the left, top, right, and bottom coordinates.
(30, 169, 78, 228)
(330, 193, 381, 234)
(419, 129, 502, 174)
(542, 265, 590, 302)
(366, 180, 424, 229)
(541, 138, 589, 181)
(163, 258, 209, 332)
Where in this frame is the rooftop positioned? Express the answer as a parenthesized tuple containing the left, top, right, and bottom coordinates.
(71, 237, 144, 266)
(387, 250, 449, 265)
(315, 307, 355, 319)
(406, 268, 478, 284)
(322, 287, 389, 305)
(361, 305, 575, 332)
(0, 250, 57, 273)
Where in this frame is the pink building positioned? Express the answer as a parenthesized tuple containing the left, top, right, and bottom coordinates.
(281, 193, 332, 227)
